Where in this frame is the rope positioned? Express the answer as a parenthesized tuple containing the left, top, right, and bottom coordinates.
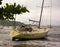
(50, 0, 52, 28)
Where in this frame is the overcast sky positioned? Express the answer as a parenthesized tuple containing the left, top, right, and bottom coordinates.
(1, 0, 60, 26)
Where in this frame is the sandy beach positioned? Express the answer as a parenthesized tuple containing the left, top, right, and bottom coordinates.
(0, 26, 60, 47)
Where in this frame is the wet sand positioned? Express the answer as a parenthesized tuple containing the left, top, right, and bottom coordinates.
(0, 26, 60, 47)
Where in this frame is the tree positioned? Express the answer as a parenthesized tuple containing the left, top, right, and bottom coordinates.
(0, 7, 4, 20)
(0, 0, 29, 28)
(0, 0, 4, 20)
(3, 3, 29, 28)
(3, 3, 29, 20)
(0, 0, 2, 5)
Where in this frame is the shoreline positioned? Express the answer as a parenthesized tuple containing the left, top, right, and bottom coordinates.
(0, 26, 60, 47)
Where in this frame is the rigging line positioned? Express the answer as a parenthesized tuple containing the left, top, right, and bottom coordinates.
(50, 0, 52, 28)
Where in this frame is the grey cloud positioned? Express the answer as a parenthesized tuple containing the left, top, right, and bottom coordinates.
(52, 0, 60, 8)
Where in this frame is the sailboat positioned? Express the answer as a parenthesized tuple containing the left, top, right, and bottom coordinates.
(10, 0, 49, 40)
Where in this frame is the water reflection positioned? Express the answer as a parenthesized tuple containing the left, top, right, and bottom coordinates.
(48, 34, 60, 38)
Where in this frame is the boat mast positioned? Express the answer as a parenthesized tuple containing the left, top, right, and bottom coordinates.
(38, 0, 44, 28)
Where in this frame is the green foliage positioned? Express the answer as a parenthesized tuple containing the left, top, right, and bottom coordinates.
(0, 7, 4, 20)
(21, 5, 29, 13)
(0, 3, 29, 20)
(0, 0, 4, 20)
(0, 0, 2, 5)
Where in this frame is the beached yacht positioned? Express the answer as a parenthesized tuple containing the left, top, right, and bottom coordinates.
(10, 0, 49, 40)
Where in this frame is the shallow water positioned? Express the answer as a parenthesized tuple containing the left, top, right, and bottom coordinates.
(0, 26, 60, 47)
